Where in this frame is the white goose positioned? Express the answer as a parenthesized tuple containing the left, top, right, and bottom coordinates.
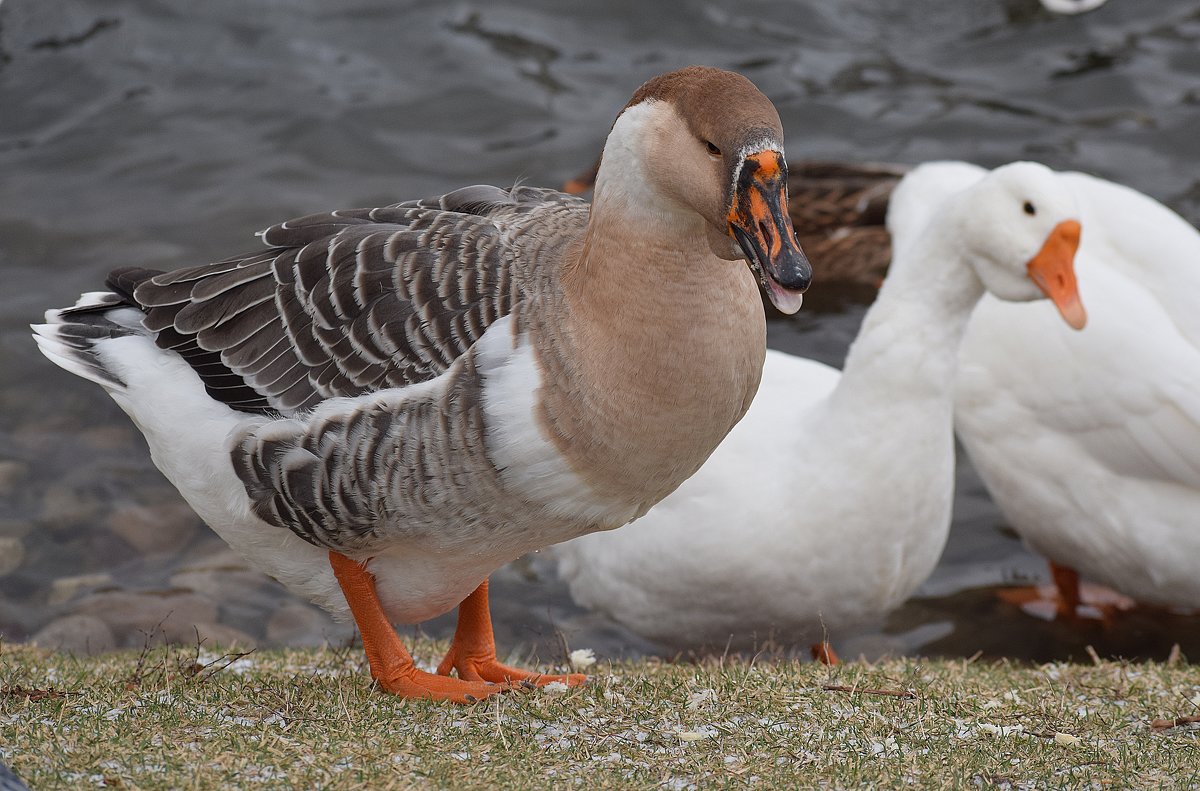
(945, 162, 1200, 615)
(32, 66, 812, 703)
(554, 161, 1086, 655)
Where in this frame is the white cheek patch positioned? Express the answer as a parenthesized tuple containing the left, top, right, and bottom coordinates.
(598, 101, 666, 213)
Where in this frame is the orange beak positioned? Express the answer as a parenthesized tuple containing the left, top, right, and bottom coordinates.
(728, 150, 812, 314)
(1027, 219, 1087, 330)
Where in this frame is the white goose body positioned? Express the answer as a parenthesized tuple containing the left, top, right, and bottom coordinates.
(949, 165, 1200, 608)
(556, 162, 1086, 650)
(32, 66, 812, 663)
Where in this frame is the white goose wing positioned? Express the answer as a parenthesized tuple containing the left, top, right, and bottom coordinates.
(1062, 171, 1200, 351)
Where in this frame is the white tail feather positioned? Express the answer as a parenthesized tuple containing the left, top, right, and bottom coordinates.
(30, 291, 149, 390)
(31, 326, 123, 389)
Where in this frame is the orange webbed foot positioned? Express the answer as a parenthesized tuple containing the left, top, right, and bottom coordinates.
(437, 647, 588, 688)
(328, 551, 511, 705)
(438, 578, 588, 689)
(374, 662, 510, 703)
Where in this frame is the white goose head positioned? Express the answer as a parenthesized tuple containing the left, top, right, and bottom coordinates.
(594, 66, 812, 314)
(957, 161, 1087, 329)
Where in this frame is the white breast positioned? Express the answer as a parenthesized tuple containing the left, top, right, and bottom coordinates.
(476, 315, 641, 528)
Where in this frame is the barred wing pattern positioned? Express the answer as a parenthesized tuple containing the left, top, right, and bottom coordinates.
(140, 185, 589, 552)
(120, 185, 582, 415)
(228, 350, 513, 551)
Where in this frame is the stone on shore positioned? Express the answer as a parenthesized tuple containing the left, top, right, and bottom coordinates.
(71, 588, 219, 648)
(30, 614, 116, 655)
(0, 537, 24, 577)
(107, 501, 200, 555)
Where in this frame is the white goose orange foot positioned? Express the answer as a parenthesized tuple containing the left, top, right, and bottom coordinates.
(995, 561, 1137, 623)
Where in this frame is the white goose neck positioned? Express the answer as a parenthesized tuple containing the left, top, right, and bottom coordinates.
(831, 217, 985, 412)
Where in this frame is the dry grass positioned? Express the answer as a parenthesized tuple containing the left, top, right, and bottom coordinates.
(2, 639, 1198, 789)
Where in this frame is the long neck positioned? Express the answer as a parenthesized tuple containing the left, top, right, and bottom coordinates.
(827, 220, 983, 420)
(533, 183, 766, 518)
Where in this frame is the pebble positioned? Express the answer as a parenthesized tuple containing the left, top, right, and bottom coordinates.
(77, 425, 137, 452)
(48, 572, 114, 605)
(40, 482, 105, 533)
(0, 519, 35, 539)
(169, 567, 266, 601)
(30, 614, 116, 655)
(0, 537, 24, 577)
(169, 547, 270, 605)
(191, 621, 256, 650)
(107, 501, 199, 555)
(1, 758, 31, 791)
(0, 460, 29, 498)
(10, 423, 58, 455)
(173, 545, 250, 573)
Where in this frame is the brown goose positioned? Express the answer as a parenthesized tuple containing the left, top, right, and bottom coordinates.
(33, 66, 810, 703)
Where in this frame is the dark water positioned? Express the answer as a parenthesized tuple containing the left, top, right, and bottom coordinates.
(2, 0, 1199, 663)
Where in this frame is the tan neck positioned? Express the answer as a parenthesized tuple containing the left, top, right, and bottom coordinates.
(533, 200, 767, 518)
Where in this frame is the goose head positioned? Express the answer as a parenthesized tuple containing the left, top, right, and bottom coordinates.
(958, 161, 1087, 329)
(595, 66, 812, 314)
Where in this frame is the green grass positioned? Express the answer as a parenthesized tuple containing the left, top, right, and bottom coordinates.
(2, 640, 1198, 789)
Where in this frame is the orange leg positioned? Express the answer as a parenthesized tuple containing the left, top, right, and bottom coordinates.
(997, 559, 1137, 622)
(1050, 561, 1083, 619)
(329, 551, 507, 704)
(811, 641, 840, 665)
(437, 579, 588, 687)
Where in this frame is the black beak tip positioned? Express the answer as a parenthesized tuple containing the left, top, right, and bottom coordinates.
(773, 250, 813, 293)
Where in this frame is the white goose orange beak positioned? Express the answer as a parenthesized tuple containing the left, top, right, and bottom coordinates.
(1027, 219, 1087, 330)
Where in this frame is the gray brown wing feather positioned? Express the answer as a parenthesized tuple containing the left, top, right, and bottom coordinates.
(229, 349, 512, 552)
(118, 184, 584, 415)
(207, 186, 585, 550)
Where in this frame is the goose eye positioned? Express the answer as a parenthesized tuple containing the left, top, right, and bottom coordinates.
(1023, 201, 1037, 216)
(704, 141, 722, 157)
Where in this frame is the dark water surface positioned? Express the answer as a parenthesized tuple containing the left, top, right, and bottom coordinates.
(2, 0, 1199, 662)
